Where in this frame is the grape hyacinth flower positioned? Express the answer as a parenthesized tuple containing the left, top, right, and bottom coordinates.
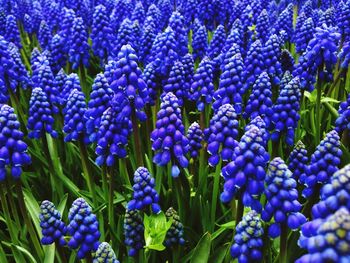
(39, 200, 67, 246)
(187, 122, 203, 159)
(110, 44, 148, 122)
(243, 72, 273, 127)
(63, 89, 89, 143)
(27, 87, 58, 139)
(335, 93, 350, 134)
(223, 28, 243, 54)
(262, 157, 306, 238)
(38, 20, 52, 50)
(275, 4, 293, 41)
(338, 1, 350, 41)
(150, 27, 178, 77)
(270, 77, 301, 146)
(142, 61, 161, 106)
(93, 242, 120, 263)
(164, 207, 185, 247)
(221, 126, 269, 211)
(59, 8, 76, 52)
(68, 17, 90, 70)
(213, 53, 244, 114)
(244, 40, 265, 91)
(164, 61, 185, 106)
(139, 25, 156, 64)
(296, 207, 350, 263)
(112, 18, 135, 56)
(67, 198, 101, 259)
(181, 54, 195, 97)
(301, 130, 342, 198)
(295, 17, 315, 54)
(0, 104, 31, 181)
(263, 34, 282, 85)
(288, 140, 309, 183)
(127, 167, 161, 214)
(339, 41, 350, 69)
(192, 25, 208, 61)
(205, 104, 239, 167)
(94, 95, 132, 166)
(50, 34, 67, 74)
(8, 43, 30, 89)
(206, 25, 226, 59)
(131, 2, 145, 24)
(61, 73, 82, 105)
(311, 164, 350, 219)
(245, 116, 269, 144)
(91, 4, 114, 62)
(151, 93, 189, 177)
(256, 9, 270, 44)
(169, 11, 188, 56)
(85, 73, 113, 142)
(230, 211, 264, 263)
(5, 15, 21, 48)
(124, 208, 144, 256)
(190, 57, 215, 111)
(54, 69, 67, 97)
(23, 14, 33, 34)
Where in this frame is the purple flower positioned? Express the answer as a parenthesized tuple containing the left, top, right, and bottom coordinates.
(165, 207, 185, 247)
(187, 122, 203, 159)
(205, 104, 239, 167)
(288, 140, 309, 183)
(124, 209, 144, 257)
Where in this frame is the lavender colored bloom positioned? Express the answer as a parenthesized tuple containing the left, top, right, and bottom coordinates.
(165, 207, 185, 247)
(301, 130, 342, 198)
(206, 25, 226, 59)
(5, 15, 21, 48)
(262, 157, 306, 238)
(243, 72, 273, 127)
(91, 4, 114, 62)
(127, 167, 161, 214)
(93, 242, 120, 263)
(270, 77, 301, 146)
(38, 20, 52, 50)
(221, 126, 269, 211)
(85, 73, 113, 142)
(151, 92, 189, 177)
(124, 209, 144, 256)
(69, 17, 90, 70)
(63, 89, 89, 143)
(311, 164, 350, 220)
(39, 200, 67, 246)
(192, 25, 208, 61)
(213, 52, 244, 114)
(288, 140, 309, 183)
(0, 104, 31, 181)
(205, 104, 239, 167)
(27, 87, 58, 139)
(296, 207, 350, 263)
(67, 198, 101, 259)
(230, 211, 264, 263)
(187, 122, 203, 159)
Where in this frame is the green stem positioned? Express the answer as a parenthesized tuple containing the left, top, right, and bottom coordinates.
(119, 158, 131, 187)
(132, 111, 144, 167)
(78, 140, 98, 207)
(15, 181, 44, 259)
(107, 167, 116, 246)
(5, 179, 21, 227)
(235, 197, 244, 227)
(155, 166, 164, 194)
(0, 184, 18, 243)
(315, 65, 323, 146)
(210, 161, 222, 232)
(279, 223, 288, 263)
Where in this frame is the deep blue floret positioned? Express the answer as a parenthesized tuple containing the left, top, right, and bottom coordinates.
(187, 122, 203, 159)
(164, 207, 185, 247)
(124, 208, 144, 257)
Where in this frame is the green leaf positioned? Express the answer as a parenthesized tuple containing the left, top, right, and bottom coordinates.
(23, 188, 42, 238)
(43, 244, 55, 263)
(12, 244, 37, 263)
(321, 97, 339, 104)
(143, 212, 173, 251)
(209, 244, 228, 263)
(57, 194, 68, 215)
(190, 232, 212, 263)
